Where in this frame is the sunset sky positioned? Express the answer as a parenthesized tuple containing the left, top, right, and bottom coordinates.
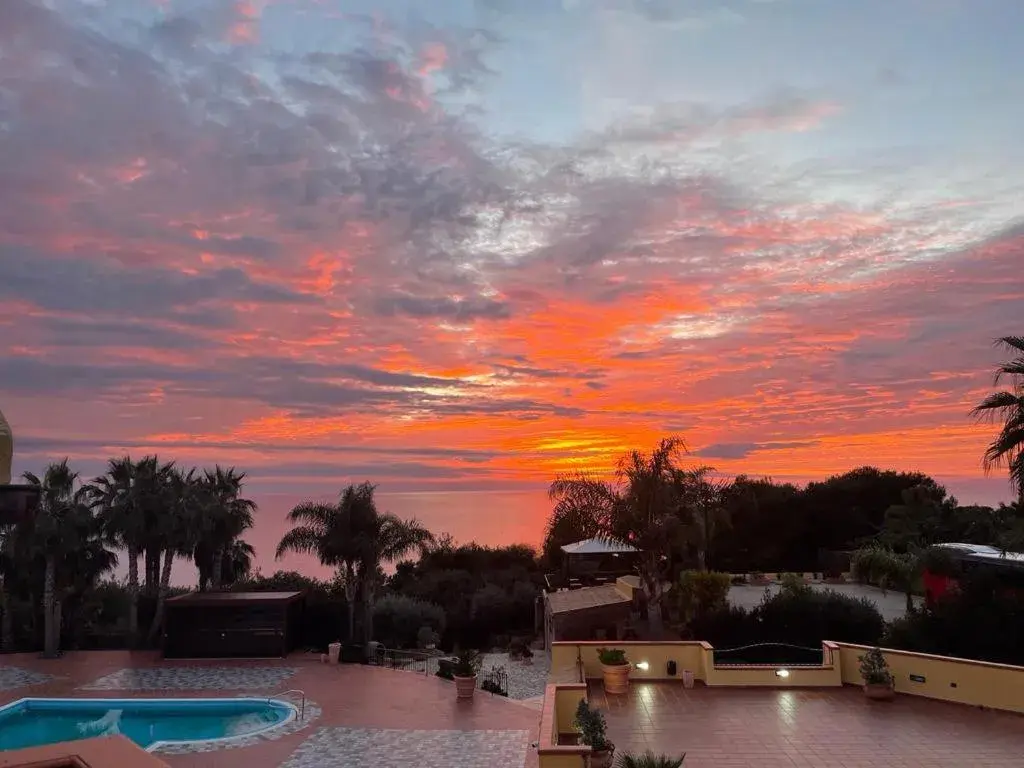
(2, 0, 1023, 573)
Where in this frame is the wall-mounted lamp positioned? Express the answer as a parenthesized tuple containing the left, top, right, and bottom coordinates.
(636, 661, 650, 671)
(775, 669, 790, 679)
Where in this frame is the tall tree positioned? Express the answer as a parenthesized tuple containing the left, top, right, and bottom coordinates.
(276, 483, 376, 642)
(147, 466, 203, 644)
(22, 460, 93, 657)
(972, 335, 1024, 507)
(199, 467, 256, 591)
(355, 510, 434, 654)
(549, 436, 691, 636)
(675, 466, 731, 571)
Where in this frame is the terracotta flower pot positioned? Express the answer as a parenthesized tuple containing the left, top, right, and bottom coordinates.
(590, 748, 614, 768)
(602, 662, 630, 695)
(863, 683, 895, 701)
(454, 675, 477, 699)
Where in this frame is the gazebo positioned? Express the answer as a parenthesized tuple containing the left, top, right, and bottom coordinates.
(556, 537, 640, 590)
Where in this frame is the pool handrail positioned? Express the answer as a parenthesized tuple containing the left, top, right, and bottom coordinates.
(269, 689, 305, 720)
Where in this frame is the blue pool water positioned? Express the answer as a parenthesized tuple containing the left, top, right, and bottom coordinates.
(0, 698, 294, 752)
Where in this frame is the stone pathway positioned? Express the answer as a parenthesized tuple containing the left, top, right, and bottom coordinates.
(80, 666, 299, 690)
(0, 666, 54, 691)
(279, 727, 530, 768)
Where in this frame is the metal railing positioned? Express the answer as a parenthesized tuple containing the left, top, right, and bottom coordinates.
(269, 689, 306, 720)
(371, 645, 446, 677)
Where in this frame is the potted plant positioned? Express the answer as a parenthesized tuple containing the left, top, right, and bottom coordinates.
(615, 750, 686, 768)
(574, 699, 614, 768)
(598, 647, 630, 694)
(859, 646, 895, 701)
(452, 649, 482, 700)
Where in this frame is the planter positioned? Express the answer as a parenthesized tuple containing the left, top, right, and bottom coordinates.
(863, 683, 895, 701)
(454, 674, 477, 699)
(601, 662, 630, 695)
(328, 642, 341, 664)
(590, 747, 614, 768)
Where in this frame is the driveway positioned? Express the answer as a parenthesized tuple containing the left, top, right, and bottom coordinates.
(728, 582, 920, 622)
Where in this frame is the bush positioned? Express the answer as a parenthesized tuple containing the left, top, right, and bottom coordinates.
(884, 571, 1024, 665)
(597, 647, 628, 665)
(691, 583, 885, 649)
(858, 647, 893, 686)
(674, 571, 731, 623)
(371, 595, 445, 649)
(574, 699, 611, 752)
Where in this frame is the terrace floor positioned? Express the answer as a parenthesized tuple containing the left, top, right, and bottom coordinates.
(588, 681, 1024, 768)
(0, 651, 541, 768)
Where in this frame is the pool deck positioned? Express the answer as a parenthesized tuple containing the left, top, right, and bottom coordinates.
(0, 651, 541, 768)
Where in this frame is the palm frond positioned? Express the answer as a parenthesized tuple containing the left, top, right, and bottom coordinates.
(274, 526, 324, 560)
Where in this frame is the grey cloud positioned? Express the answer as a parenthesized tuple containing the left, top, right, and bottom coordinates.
(694, 441, 821, 459)
(375, 294, 512, 321)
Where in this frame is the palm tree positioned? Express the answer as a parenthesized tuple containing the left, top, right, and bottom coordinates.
(549, 437, 691, 636)
(85, 457, 147, 645)
(23, 460, 87, 657)
(147, 466, 203, 644)
(355, 510, 434, 653)
(675, 466, 731, 571)
(276, 483, 377, 642)
(972, 336, 1024, 507)
(199, 467, 256, 591)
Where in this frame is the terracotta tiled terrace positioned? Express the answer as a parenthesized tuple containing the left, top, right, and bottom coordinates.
(0, 651, 541, 768)
(588, 681, 1024, 768)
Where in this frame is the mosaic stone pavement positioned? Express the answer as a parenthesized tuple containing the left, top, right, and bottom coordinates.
(279, 727, 530, 768)
(155, 694, 322, 755)
(80, 665, 299, 691)
(0, 665, 54, 691)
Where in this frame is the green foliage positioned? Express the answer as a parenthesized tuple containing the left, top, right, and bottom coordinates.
(858, 647, 893, 686)
(673, 571, 731, 623)
(615, 751, 686, 768)
(597, 647, 628, 665)
(574, 699, 611, 752)
(884, 570, 1024, 665)
(370, 594, 445, 649)
(692, 584, 885, 649)
(451, 648, 482, 677)
(971, 336, 1024, 502)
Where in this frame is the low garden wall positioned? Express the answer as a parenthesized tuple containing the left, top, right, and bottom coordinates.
(538, 683, 589, 768)
(834, 643, 1024, 714)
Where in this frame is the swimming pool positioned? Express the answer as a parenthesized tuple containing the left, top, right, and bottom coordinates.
(0, 697, 296, 752)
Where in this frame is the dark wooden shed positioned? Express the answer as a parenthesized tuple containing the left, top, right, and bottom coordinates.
(162, 591, 305, 659)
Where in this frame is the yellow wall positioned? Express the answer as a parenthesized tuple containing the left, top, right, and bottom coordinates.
(834, 643, 1024, 714)
(539, 754, 586, 768)
(555, 685, 587, 736)
(550, 641, 708, 682)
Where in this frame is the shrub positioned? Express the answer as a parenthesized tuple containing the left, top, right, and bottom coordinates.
(615, 751, 686, 768)
(674, 571, 731, 623)
(597, 647, 628, 665)
(452, 648, 482, 677)
(858, 646, 893, 686)
(574, 699, 611, 752)
(371, 594, 445, 649)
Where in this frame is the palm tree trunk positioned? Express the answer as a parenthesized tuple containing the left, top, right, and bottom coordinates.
(362, 577, 375, 659)
(42, 555, 57, 658)
(147, 551, 175, 646)
(127, 547, 140, 647)
(145, 547, 159, 594)
(211, 546, 224, 591)
(344, 564, 357, 643)
(0, 576, 14, 652)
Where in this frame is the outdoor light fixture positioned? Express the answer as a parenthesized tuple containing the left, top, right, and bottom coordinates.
(776, 669, 790, 678)
(636, 661, 650, 671)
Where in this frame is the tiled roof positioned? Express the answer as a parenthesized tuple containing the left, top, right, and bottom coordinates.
(546, 584, 632, 615)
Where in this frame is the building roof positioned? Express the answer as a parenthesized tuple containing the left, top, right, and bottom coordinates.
(167, 591, 304, 606)
(546, 583, 633, 615)
(933, 543, 1024, 569)
(560, 537, 638, 555)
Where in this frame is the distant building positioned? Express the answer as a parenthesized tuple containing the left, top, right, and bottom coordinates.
(542, 574, 644, 648)
(924, 543, 1024, 605)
